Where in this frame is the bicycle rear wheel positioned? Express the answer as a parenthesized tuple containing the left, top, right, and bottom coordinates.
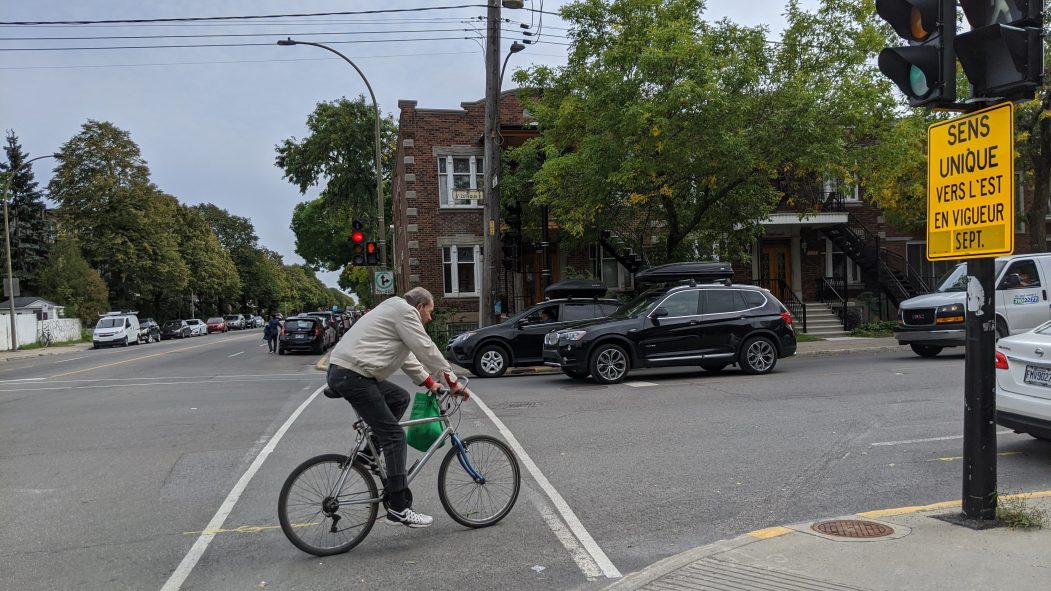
(278, 454, 378, 556)
(437, 435, 520, 528)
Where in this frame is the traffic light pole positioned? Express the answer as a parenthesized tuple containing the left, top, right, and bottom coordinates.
(962, 257, 998, 520)
(480, 0, 501, 328)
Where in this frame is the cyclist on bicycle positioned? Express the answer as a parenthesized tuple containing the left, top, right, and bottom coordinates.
(326, 286, 464, 528)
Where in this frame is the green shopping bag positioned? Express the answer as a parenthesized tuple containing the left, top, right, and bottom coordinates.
(406, 392, 444, 452)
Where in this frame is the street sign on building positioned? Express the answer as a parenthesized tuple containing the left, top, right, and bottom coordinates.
(927, 102, 1014, 261)
(374, 270, 394, 295)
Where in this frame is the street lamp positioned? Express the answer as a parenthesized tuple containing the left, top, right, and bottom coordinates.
(2, 152, 58, 351)
(277, 37, 388, 271)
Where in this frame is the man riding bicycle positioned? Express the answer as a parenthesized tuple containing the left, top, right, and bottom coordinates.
(326, 287, 464, 528)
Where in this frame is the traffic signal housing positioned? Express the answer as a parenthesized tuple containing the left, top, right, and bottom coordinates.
(956, 0, 1044, 101)
(876, 0, 957, 107)
(350, 218, 366, 266)
(365, 241, 379, 266)
(500, 233, 520, 272)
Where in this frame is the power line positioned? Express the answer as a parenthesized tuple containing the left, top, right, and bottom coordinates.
(0, 36, 485, 52)
(0, 28, 479, 41)
(0, 5, 488, 26)
(0, 51, 485, 70)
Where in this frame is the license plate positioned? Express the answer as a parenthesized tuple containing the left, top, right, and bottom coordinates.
(1023, 365, 1051, 387)
(295, 334, 306, 339)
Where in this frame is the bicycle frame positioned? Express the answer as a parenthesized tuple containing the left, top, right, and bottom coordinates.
(332, 395, 483, 507)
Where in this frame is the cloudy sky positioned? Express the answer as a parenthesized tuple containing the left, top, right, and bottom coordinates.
(1, 0, 818, 289)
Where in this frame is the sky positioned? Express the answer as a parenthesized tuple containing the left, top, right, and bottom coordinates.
(0, 0, 819, 289)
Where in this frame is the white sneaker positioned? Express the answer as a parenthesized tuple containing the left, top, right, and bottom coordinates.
(385, 507, 434, 528)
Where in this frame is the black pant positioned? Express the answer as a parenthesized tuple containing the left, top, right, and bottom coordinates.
(326, 364, 411, 493)
(267, 335, 278, 352)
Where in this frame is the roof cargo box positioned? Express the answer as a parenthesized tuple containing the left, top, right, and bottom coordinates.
(635, 261, 734, 284)
(544, 279, 608, 299)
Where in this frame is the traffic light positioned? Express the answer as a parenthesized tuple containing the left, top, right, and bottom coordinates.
(500, 233, 519, 272)
(504, 201, 522, 239)
(956, 0, 1044, 101)
(350, 218, 366, 266)
(876, 0, 957, 107)
(365, 241, 379, 266)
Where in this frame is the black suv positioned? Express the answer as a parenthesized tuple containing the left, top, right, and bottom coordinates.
(138, 318, 160, 344)
(446, 280, 621, 378)
(542, 264, 797, 384)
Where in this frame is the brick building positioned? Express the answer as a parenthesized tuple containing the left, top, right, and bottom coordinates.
(392, 90, 1046, 336)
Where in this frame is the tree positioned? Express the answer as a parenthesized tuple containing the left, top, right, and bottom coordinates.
(1, 131, 51, 293)
(1019, 37, 1051, 249)
(47, 121, 189, 307)
(508, 0, 930, 260)
(338, 265, 375, 308)
(38, 239, 109, 324)
(276, 96, 397, 271)
(193, 203, 258, 252)
(173, 205, 241, 313)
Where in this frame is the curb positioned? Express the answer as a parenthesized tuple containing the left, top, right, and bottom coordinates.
(0, 343, 94, 363)
(794, 344, 908, 357)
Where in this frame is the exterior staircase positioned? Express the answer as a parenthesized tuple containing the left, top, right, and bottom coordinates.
(802, 303, 851, 338)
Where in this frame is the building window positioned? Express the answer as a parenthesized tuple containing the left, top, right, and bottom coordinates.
(442, 245, 481, 296)
(437, 155, 483, 208)
(906, 242, 958, 289)
(823, 177, 860, 202)
(589, 245, 633, 290)
(825, 238, 862, 283)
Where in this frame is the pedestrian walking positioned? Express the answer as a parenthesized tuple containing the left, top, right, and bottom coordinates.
(264, 314, 282, 353)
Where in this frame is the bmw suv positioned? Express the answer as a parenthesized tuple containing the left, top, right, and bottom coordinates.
(543, 282, 797, 384)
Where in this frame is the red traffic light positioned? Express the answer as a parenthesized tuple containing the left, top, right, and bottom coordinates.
(351, 231, 365, 243)
(366, 241, 377, 254)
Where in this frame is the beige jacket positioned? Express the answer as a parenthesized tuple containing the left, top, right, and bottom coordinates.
(328, 296, 451, 385)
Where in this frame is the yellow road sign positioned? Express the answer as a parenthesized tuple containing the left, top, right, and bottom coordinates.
(927, 102, 1014, 260)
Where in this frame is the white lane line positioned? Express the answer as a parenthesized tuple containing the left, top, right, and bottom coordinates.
(54, 356, 87, 364)
(0, 377, 46, 383)
(160, 384, 325, 591)
(40, 373, 305, 384)
(228, 352, 244, 358)
(0, 377, 311, 393)
(529, 491, 602, 579)
(871, 431, 1015, 446)
(623, 381, 659, 387)
(471, 393, 621, 579)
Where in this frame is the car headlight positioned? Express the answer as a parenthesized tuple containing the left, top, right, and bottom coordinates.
(453, 331, 475, 344)
(935, 303, 964, 324)
(561, 330, 587, 341)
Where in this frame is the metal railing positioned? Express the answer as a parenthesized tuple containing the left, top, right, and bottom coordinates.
(751, 278, 806, 333)
(817, 276, 848, 325)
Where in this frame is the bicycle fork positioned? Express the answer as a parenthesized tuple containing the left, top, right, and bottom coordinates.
(451, 434, 485, 484)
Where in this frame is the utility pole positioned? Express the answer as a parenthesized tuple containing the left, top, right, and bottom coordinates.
(480, 0, 501, 328)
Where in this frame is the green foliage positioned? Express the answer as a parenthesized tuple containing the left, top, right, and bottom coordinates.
(997, 490, 1048, 529)
(38, 239, 109, 324)
(2, 131, 52, 294)
(290, 197, 356, 271)
(339, 265, 376, 308)
(193, 203, 258, 252)
(849, 320, 898, 337)
(424, 299, 455, 350)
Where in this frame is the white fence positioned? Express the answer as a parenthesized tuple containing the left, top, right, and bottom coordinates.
(0, 314, 82, 349)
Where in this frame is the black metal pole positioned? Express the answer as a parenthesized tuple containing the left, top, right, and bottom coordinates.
(540, 204, 551, 288)
(962, 256, 997, 520)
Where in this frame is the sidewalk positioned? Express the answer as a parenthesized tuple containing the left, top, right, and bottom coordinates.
(0, 342, 94, 363)
(607, 492, 1051, 591)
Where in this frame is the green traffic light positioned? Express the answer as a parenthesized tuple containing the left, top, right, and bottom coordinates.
(909, 65, 930, 97)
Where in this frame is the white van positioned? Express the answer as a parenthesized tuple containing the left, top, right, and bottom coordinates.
(92, 312, 141, 348)
(895, 253, 1051, 357)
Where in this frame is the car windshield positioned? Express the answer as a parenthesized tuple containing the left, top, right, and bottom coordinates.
(163, 321, 182, 328)
(207, 317, 223, 323)
(935, 261, 1008, 292)
(611, 291, 665, 319)
(287, 319, 316, 330)
(224, 315, 239, 320)
(96, 318, 123, 328)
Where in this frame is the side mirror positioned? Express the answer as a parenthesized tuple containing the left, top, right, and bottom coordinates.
(649, 307, 668, 324)
(1001, 273, 1021, 289)
(516, 319, 528, 329)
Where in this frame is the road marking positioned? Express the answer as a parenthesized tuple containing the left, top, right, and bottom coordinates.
(161, 384, 325, 591)
(0, 377, 46, 383)
(42, 373, 304, 384)
(858, 490, 1051, 519)
(870, 431, 1015, 446)
(530, 492, 602, 579)
(623, 381, 659, 387)
(0, 377, 312, 393)
(51, 334, 258, 379)
(471, 393, 621, 579)
(228, 351, 244, 358)
(54, 356, 87, 364)
(748, 526, 793, 539)
(927, 451, 1023, 462)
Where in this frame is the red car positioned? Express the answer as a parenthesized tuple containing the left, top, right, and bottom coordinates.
(206, 317, 228, 333)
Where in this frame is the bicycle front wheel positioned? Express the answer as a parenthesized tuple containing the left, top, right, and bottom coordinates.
(278, 454, 378, 556)
(438, 435, 520, 528)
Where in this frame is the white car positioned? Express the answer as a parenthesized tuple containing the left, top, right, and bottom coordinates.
(995, 322, 1051, 442)
(92, 313, 140, 348)
(184, 318, 208, 336)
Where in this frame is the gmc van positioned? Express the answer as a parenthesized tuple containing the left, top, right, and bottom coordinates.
(894, 253, 1051, 357)
(92, 312, 141, 348)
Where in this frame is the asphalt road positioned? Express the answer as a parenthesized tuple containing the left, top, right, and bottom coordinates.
(2, 339, 1049, 591)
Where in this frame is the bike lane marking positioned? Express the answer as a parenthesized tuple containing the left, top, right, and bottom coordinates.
(471, 394, 622, 579)
(160, 384, 325, 591)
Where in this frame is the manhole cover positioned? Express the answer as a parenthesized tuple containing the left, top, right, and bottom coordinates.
(811, 519, 894, 538)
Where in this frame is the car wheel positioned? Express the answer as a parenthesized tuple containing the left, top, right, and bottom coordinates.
(739, 336, 777, 375)
(700, 363, 728, 373)
(473, 344, 509, 378)
(590, 343, 629, 384)
(122, 337, 129, 347)
(996, 318, 1008, 341)
(278, 347, 286, 355)
(561, 367, 589, 380)
(910, 344, 943, 358)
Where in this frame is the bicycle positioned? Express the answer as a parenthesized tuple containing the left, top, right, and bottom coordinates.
(38, 324, 53, 348)
(277, 378, 521, 556)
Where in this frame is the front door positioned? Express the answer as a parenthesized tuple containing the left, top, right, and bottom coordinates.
(635, 289, 703, 365)
(511, 303, 562, 362)
(760, 241, 792, 302)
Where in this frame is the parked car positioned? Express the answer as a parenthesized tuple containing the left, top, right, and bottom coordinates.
(138, 318, 160, 344)
(446, 280, 621, 378)
(543, 263, 797, 384)
(206, 317, 228, 333)
(279, 315, 334, 354)
(254, 315, 265, 328)
(184, 318, 208, 336)
(995, 322, 1051, 442)
(92, 312, 141, 348)
(895, 253, 1051, 357)
(306, 311, 345, 338)
(161, 319, 192, 340)
(224, 314, 246, 330)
